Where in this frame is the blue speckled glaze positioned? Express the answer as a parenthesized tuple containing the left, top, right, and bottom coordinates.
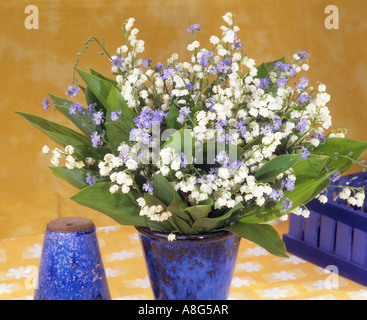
(34, 227, 110, 300)
(136, 227, 241, 300)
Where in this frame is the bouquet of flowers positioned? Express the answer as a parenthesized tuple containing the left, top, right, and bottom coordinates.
(17, 12, 367, 258)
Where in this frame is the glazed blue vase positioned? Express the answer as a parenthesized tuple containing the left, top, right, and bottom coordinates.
(136, 227, 240, 300)
(34, 217, 111, 300)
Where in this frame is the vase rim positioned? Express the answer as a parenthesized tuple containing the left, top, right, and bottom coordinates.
(135, 226, 237, 243)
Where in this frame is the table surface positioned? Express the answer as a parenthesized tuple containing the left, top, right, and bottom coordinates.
(0, 220, 366, 300)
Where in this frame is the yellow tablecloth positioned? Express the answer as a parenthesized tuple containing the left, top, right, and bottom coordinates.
(0, 221, 366, 300)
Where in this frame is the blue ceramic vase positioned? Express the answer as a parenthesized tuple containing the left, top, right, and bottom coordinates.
(136, 227, 240, 300)
(34, 217, 111, 300)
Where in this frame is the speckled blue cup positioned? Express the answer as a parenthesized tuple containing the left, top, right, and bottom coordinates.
(136, 227, 240, 300)
(34, 217, 111, 300)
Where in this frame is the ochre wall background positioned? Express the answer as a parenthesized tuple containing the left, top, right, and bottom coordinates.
(0, 0, 366, 239)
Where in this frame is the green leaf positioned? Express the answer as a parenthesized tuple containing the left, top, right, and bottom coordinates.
(49, 167, 108, 189)
(291, 154, 331, 181)
(296, 138, 367, 204)
(15, 111, 90, 147)
(191, 203, 244, 233)
(76, 68, 136, 151)
(256, 57, 286, 79)
(48, 92, 96, 137)
(76, 68, 112, 108)
(223, 222, 288, 258)
(312, 138, 367, 173)
(153, 173, 192, 224)
(185, 199, 213, 221)
(143, 193, 176, 233)
(165, 101, 183, 130)
(90, 69, 118, 86)
(254, 154, 302, 182)
(70, 182, 147, 227)
(105, 85, 136, 152)
(162, 128, 194, 158)
(240, 177, 327, 223)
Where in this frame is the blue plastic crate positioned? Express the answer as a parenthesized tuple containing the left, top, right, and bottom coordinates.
(283, 172, 367, 286)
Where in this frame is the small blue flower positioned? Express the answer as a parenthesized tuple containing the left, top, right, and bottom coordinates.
(297, 117, 308, 131)
(86, 172, 96, 186)
(261, 125, 273, 136)
(91, 131, 103, 148)
(301, 146, 311, 160)
(43, 97, 51, 111)
(312, 133, 325, 144)
(269, 189, 284, 201)
(154, 62, 164, 72)
(177, 107, 191, 123)
(297, 93, 311, 105)
(296, 51, 310, 60)
(93, 111, 104, 125)
(142, 181, 153, 194)
(281, 178, 295, 191)
(233, 39, 243, 50)
(87, 102, 97, 115)
(118, 146, 130, 160)
(281, 198, 293, 213)
(188, 24, 201, 32)
(65, 85, 80, 98)
(259, 77, 270, 90)
(112, 57, 124, 68)
(273, 117, 282, 131)
(143, 58, 152, 69)
(328, 171, 341, 182)
(277, 76, 288, 88)
(69, 102, 81, 115)
(160, 68, 176, 81)
(180, 153, 188, 168)
(296, 77, 309, 91)
(110, 110, 122, 121)
(199, 51, 213, 67)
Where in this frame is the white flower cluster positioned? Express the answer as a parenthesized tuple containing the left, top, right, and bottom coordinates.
(136, 198, 172, 222)
(318, 187, 365, 207)
(42, 145, 84, 169)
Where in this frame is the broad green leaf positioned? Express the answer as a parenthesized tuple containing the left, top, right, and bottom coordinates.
(185, 199, 213, 221)
(240, 177, 327, 223)
(171, 215, 194, 234)
(165, 101, 183, 130)
(76, 68, 112, 108)
(256, 57, 286, 79)
(85, 86, 106, 113)
(312, 138, 367, 173)
(192, 203, 244, 233)
(297, 138, 367, 204)
(152, 173, 192, 224)
(77, 68, 136, 151)
(15, 112, 90, 147)
(143, 193, 176, 232)
(162, 128, 194, 158)
(90, 69, 118, 86)
(49, 166, 108, 189)
(255, 154, 302, 182)
(223, 222, 288, 258)
(48, 92, 96, 136)
(70, 182, 147, 227)
(292, 154, 331, 181)
(105, 85, 136, 152)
